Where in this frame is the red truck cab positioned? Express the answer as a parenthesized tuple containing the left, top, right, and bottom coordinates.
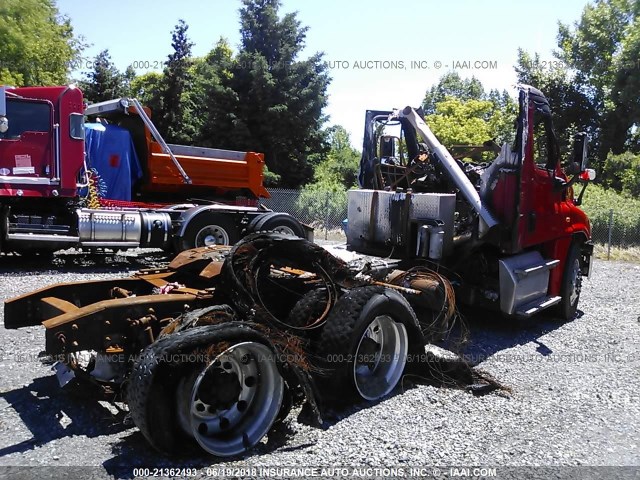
(0, 86, 84, 199)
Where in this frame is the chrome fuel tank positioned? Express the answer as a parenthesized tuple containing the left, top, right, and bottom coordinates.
(76, 209, 171, 248)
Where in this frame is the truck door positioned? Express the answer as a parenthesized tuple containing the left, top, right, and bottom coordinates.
(518, 94, 567, 249)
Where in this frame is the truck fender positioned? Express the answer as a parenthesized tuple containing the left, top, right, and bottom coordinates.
(176, 204, 264, 246)
(177, 205, 239, 238)
(547, 233, 590, 296)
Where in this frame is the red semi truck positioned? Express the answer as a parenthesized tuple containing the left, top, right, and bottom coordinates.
(350, 84, 595, 319)
(0, 85, 309, 256)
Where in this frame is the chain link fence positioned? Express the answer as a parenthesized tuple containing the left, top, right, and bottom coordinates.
(590, 208, 640, 259)
(260, 188, 347, 241)
(263, 191, 639, 257)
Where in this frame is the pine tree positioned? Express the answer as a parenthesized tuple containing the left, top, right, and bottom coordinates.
(191, 38, 245, 150)
(228, 0, 331, 187)
(78, 50, 126, 103)
(160, 19, 195, 143)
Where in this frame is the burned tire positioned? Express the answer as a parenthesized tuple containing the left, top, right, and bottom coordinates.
(287, 288, 331, 329)
(221, 233, 348, 332)
(558, 240, 583, 321)
(181, 213, 239, 251)
(246, 212, 306, 238)
(314, 286, 424, 404)
(127, 323, 284, 457)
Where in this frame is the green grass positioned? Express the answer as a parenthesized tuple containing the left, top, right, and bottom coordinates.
(593, 243, 640, 263)
(580, 184, 640, 248)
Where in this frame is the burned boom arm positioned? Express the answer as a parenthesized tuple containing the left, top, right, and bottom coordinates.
(397, 107, 499, 232)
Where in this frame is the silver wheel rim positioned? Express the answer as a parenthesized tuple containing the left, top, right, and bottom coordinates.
(569, 258, 582, 306)
(272, 225, 295, 236)
(176, 342, 284, 457)
(195, 225, 230, 246)
(353, 315, 408, 401)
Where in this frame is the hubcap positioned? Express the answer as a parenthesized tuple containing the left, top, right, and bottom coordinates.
(353, 315, 408, 401)
(195, 225, 230, 246)
(176, 342, 284, 457)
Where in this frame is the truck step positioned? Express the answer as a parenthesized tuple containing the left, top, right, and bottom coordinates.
(498, 251, 560, 316)
(514, 259, 559, 278)
(515, 295, 561, 318)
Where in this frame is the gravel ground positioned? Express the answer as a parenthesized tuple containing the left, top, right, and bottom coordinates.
(0, 250, 638, 479)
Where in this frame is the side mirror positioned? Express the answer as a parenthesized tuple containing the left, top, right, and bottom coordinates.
(572, 132, 588, 172)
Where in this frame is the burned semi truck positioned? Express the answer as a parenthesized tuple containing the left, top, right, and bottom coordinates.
(351, 85, 594, 320)
(4, 85, 594, 458)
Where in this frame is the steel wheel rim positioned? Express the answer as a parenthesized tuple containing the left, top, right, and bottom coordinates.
(352, 315, 408, 401)
(271, 225, 295, 236)
(195, 225, 230, 246)
(569, 258, 582, 306)
(176, 342, 284, 457)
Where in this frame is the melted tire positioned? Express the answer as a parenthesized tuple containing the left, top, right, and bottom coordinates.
(313, 286, 424, 405)
(220, 233, 349, 331)
(126, 323, 278, 456)
(287, 288, 330, 329)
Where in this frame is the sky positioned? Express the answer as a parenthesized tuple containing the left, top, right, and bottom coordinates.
(56, 0, 590, 148)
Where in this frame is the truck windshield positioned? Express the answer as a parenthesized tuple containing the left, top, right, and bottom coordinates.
(0, 99, 51, 139)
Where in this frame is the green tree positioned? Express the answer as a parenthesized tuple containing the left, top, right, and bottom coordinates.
(581, 183, 640, 247)
(0, 0, 83, 86)
(297, 181, 347, 226)
(488, 91, 518, 147)
(130, 71, 164, 118)
(313, 125, 360, 188)
(555, 0, 640, 162)
(297, 125, 359, 224)
(601, 151, 640, 195)
(422, 72, 484, 115)
(228, 0, 331, 187)
(191, 38, 245, 150)
(422, 73, 516, 148)
(78, 50, 127, 103)
(160, 19, 195, 144)
(121, 65, 136, 98)
(427, 98, 497, 147)
(515, 49, 599, 163)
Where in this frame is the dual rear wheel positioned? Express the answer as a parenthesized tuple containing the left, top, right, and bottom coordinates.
(313, 286, 424, 404)
(180, 212, 306, 251)
(175, 341, 283, 457)
(128, 286, 423, 457)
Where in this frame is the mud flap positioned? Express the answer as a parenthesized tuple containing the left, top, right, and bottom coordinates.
(53, 361, 75, 388)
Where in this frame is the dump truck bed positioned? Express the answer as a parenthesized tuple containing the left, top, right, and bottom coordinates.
(146, 142, 269, 198)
